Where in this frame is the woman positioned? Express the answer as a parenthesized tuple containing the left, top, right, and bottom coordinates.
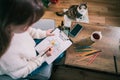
(0, 0, 54, 79)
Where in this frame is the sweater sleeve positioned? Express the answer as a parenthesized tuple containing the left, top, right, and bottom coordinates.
(8, 55, 47, 79)
(27, 27, 47, 39)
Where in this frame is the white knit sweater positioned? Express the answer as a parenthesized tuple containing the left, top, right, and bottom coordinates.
(0, 27, 47, 79)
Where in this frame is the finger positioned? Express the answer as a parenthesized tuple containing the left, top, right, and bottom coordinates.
(45, 46, 53, 53)
(48, 47, 53, 53)
(48, 33, 54, 36)
(50, 46, 54, 50)
(48, 29, 54, 36)
(46, 51, 52, 56)
(50, 33, 54, 36)
(47, 47, 54, 55)
(49, 29, 53, 32)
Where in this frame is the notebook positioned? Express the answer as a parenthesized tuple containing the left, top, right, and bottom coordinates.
(35, 28, 73, 64)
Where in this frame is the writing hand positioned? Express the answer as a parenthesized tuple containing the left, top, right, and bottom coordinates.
(45, 46, 54, 57)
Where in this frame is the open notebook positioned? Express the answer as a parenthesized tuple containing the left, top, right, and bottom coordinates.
(35, 28, 73, 64)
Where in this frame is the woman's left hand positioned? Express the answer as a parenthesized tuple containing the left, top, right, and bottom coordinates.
(46, 29, 54, 36)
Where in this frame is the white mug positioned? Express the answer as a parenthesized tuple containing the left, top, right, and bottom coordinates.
(91, 31, 102, 42)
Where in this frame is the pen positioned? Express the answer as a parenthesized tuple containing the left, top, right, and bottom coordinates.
(75, 49, 93, 52)
(76, 50, 101, 62)
(76, 55, 94, 61)
(75, 46, 91, 50)
(85, 50, 101, 56)
(41, 48, 51, 57)
(87, 52, 100, 65)
(79, 50, 101, 57)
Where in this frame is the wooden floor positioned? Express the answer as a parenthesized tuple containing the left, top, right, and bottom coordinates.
(42, 0, 120, 80)
(42, 0, 120, 27)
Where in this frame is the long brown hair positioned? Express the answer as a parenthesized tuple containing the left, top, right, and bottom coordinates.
(0, 0, 45, 57)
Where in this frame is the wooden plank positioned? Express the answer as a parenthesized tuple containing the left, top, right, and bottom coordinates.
(88, 2, 117, 9)
(105, 17, 120, 27)
(88, 6, 108, 13)
(89, 15, 105, 25)
(86, 0, 117, 5)
(65, 23, 120, 74)
(44, 0, 120, 27)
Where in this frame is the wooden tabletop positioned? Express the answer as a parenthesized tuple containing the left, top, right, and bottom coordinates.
(65, 23, 120, 74)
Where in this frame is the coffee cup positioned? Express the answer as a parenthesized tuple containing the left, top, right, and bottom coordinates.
(91, 31, 102, 42)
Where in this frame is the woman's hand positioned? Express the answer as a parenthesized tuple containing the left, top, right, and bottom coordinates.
(46, 29, 54, 36)
(45, 46, 54, 57)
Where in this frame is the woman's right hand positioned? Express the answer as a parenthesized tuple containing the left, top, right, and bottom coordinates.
(45, 46, 54, 57)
